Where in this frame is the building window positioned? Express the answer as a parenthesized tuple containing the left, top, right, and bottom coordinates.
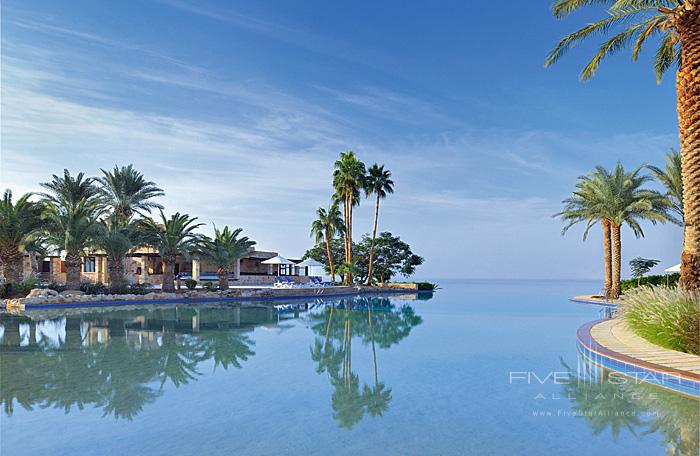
(41, 260, 51, 273)
(84, 257, 96, 273)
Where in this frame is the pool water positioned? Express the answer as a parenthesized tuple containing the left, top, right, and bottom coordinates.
(1, 280, 697, 455)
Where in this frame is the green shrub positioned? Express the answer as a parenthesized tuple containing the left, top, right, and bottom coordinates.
(127, 283, 152, 295)
(621, 273, 679, 291)
(0, 278, 39, 298)
(184, 279, 197, 290)
(618, 285, 700, 355)
(416, 282, 438, 291)
(80, 282, 110, 295)
(47, 282, 67, 293)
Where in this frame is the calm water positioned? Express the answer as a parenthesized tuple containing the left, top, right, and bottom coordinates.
(0, 280, 697, 455)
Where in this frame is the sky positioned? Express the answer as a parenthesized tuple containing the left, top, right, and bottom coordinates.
(0, 0, 684, 281)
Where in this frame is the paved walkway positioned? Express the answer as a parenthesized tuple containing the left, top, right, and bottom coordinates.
(590, 319, 700, 377)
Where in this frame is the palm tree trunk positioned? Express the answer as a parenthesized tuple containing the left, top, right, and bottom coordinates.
(65, 252, 82, 291)
(366, 196, 380, 285)
(610, 224, 622, 299)
(323, 304, 334, 351)
(603, 220, 612, 296)
(677, 9, 700, 291)
(0, 247, 23, 283)
(108, 258, 125, 292)
(347, 193, 354, 284)
(217, 267, 229, 290)
(324, 229, 335, 284)
(368, 304, 378, 386)
(162, 257, 175, 292)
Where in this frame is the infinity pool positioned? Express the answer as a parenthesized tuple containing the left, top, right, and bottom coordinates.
(1, 280, 697, 455)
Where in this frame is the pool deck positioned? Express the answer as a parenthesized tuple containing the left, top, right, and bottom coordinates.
(569, 294, 619, 307)
(577, 318, 700, 398)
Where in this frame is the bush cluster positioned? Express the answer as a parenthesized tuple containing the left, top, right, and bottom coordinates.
(618, 285, 700, 355)
(416, 282, 438, 291)
(620, 273, 679, 291)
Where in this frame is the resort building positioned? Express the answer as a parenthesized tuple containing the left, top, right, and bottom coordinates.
(22, 248, 312, 287)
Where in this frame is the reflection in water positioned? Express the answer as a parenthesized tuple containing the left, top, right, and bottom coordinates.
(308, 297, 423, 429)
(0, 306, 273, 420)
(562, 356, 700, 455)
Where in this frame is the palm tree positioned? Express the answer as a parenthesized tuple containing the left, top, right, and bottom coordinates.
(310, 202, 344, 284)
(93, 214, 141, 292)
(648, 149, 684, 225)
(40, 169, 99, 212)
(545, 0, 700, 290)
(556, 174, 615, 296)
(43, 199, 102, 290)
(97, 165, 164, 219)
(0, 190, 44, 283)
(202, 226, 256, 290)
(40, 170, 102, 290)
(364, 164, 394, 285)
(333, 151, 366, 283)
(140, 212, 204, 292)
(596, 163, 672, 297)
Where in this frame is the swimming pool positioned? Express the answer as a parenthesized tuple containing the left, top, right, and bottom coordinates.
(1, 280, 697, 455)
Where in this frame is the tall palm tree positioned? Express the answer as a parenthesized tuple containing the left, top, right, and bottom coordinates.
(364, 164, 394, 285)
(202, 226, 256, 290)
(545, 0, 700, 290)
(648, 149, 684, 225)
(43, 199, 102, 290)
(93, 214, 141, 292)
(556, 175, 615, 296)
(140, 212, 204, 292)
(310, 202, 344, 284)
(333, 151, 366, 283)
(596, 163, 673, 297)
(97, 165, 164, 219)
(0, 190, 44, 283)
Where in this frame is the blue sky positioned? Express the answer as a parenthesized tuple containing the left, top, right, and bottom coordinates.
(0, 0, 683, 280)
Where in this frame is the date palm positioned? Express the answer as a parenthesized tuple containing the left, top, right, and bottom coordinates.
(0, 190, 44, 283)
(556, 174, 615, 296)
(202, 226, 256, 290)
(40, 169, 99, 212)
(333, 151, 366, 284)
(97, 165, 164, 219)
(647, 149, 684, 224)
(310, 202, 344, 284)
(364, 164, 394, 285)
(545, 0, 700, 289)
(43, 199, 102, 290)
(93, 214, 141, 292)
(594, 163, 673, 297)
(140, 212, 204, 292)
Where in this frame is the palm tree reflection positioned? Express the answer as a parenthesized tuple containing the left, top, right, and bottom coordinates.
(0, 305, 264, 420)
(308, 297, 422, 429)
(561, 357, 699, 455)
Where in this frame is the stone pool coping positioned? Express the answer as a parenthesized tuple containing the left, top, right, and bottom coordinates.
(2, 285, 415, 311)
(569, 295, 618, 307)
(577, 318, 700, 398)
